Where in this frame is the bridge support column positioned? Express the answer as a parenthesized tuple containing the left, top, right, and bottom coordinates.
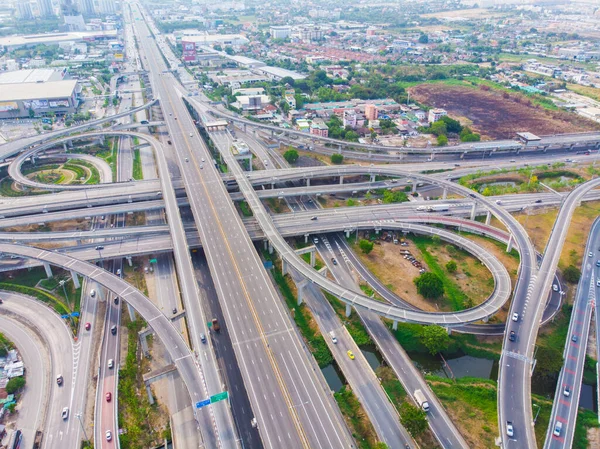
(470, 203, 476, 221)
(483, 316, 489, 323)
(375, 228, 380, 235)
(126, 256, 132, 267)
(543, 146, 548, 153)
(70, 270, 80, 289)
(306, 178, 310, 186)
(412, 182, 417, 194)
(507, 234, 514, 253)
(442, 188, 447, 200)
(268, 241, 273, 255)
(345, 304, 351, 317)
(243, 124, 247, 133)
(370, 174, 376, 182)
(392, 320, 398, 331)
(43, 262, 53, 278)
(446, 327, 452, 336)
(485, 211, 491, 225)
(282, 259, 288, 276)
(127, 304, 136, 321)
(338, 145, 342, 154)
(271, 182, 275, 189)
(63, 142, 68, 152)
(264, 240, 268, 250)
(310, 251, 315, 267)
(304, 234, 309, 244)
(270, 130, 274, 138)
(145, 384, 155, 405)
(339, 176, 344, 185)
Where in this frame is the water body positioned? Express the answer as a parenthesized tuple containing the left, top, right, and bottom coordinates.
(321, 363, 344, 393)
(410, 351, 498, 380)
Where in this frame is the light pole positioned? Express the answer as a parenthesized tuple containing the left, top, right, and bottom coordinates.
(75, 412, 89, 441)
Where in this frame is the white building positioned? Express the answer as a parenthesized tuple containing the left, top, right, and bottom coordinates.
(270, 26, 291, 40)
(37, 0, 55, 17)
(16, 1, 34, 19)
(98, 0, 116, 14)
(428, 108, 447, 124)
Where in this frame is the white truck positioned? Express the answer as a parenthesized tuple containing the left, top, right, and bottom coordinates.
(426, 204, 450, 213)
(414, 389, 430, 412)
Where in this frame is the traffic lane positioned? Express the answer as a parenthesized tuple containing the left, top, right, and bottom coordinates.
(0, 315, 46, 446)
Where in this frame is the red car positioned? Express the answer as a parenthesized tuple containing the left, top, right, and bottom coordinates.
(85, 322, 91, 331)
(106, 392, 112, 402)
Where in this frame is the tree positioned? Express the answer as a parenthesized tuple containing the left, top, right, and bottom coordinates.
(437, 135, 448, 146)
(280, 76, 295, 87)
(399, 402, 428, 436)
(563, 265, 581, 283)
(5, 376, 25, 394)
(414, 272, 444, 299)
(446, 260, 457, 273)
(440, 115, 462, 134)
(534, 345, 563, 379)
(283, 149, 299, 164)
(418, 33, 429, 44)
(430, 121, 447, 136)
(224, 46, 234, 55)
(331, 153, 344, 164)
(382, 190, 408, 204)
(420, 325, 451, 355)
(359, 239, 374, 254)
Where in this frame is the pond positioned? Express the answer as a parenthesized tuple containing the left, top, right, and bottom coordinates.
(410, 350, 499, 380)
(321, 362, 344, 393)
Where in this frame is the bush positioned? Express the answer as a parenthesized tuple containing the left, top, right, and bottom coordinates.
(399, 402, 428, 436)
(414, 272, 444, 299)
(446, 260, 457, 273)
(283, 149, 299, 164)
(330, 153, 344, 164)
(6, 376, 25, 394)
(359, 239, 374, 254)
(437, 134, 448, 146)
(420, 325, 451, 355)
(563, 265, 581, 283)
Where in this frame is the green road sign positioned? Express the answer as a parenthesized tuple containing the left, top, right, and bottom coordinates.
(210, 391, 229, 403)
(149, 258, 157, 264)
(207, 321, 212, 328)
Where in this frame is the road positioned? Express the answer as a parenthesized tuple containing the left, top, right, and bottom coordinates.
(543, 217, 600, 449)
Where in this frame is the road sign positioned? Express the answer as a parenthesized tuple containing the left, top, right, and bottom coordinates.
(149, 258, 158, 264)
(207, 321, 212, 328)
(210, 391, 228, 403)
(195, 399, 210, 409)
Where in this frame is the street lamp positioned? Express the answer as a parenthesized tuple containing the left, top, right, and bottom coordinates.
(75, 412, 89, 441)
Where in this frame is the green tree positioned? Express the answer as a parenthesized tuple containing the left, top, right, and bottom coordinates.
(224, 46, 234, 55)
(359, 239, 374, 254)
(420, 325, 451, 355)
(440, 115, 463, 134)
(430, 121, 447, 136)
(283, 149, 299, 164)
(382, 190, 408, 204)
(563, 265, 581, 283)
(534, 345, 563, 379)
(414, 272, 444, 299)
(331, 153, 344, 164)
(446, 260, 457, 273)
(437, 134, 448, 146)
(5, 376, 25, 394)
(373, 443, 389, 449)
(418, 33, 429, 44)
(399, 402, 428, 436)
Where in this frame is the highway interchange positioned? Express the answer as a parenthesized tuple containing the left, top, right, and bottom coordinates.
(0, 1, 598, 448)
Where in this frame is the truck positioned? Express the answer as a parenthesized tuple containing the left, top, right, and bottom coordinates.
(414, 389, 430, 412)
(426, 204, 450, 213)
(211, 318, 220, 332)
(32, 431, 43, 449)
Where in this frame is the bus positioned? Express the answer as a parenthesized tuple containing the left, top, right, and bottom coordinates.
(8, 429, 22, 449)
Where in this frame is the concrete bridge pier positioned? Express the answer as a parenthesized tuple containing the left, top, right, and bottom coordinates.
(264, 240, 268, 250)
(306, 178, 310, 186)
(243, 123, 247, 133)
(345, 304, 352, 317)
(127, 304, 136, 321)
(139, 327, 153, 356)
(63, 142, 68, 152)
(392, 320, 398, 331)
(446, 327, 452, 335)
(485, 211, 491, 225)
(282, 259, 288, 276)
(145, 384, 155, 405)
(470, 203, 477, 220)
(304, 234, 310, 244)
(345, 229, 351, 238)
(507, 234, 514, 253)
(126, 256, 132, 267)
(442, 188, 448, 200)
(70, 270, 80, 289)
(412, 182, 417, 194)
(483, 316, 489, 323)
(270, 130, 274, 138)
(338, 144, 342, 154)
(268, 241, 273, 255)
(543, 145, 548, 153)
(370, 174, 376, 182)
(339, 176, 344, 185)
(43, 262, 53, 278)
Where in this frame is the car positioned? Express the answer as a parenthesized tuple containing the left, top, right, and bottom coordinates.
(108, 359, 114, 369)
(553, 284, 559, 292)
(509, 159, 516, 163)
(563, 386, 570, 397)
(331, 258, 338, 265)
(106, 430, 112, 441)
(169, 112, 172, 116)
(111, 325, 117, 335)
(589, 252, 593, 258)
(106, 392, 112, 402)
(454, 163, 460, 167)
(116, 269, 121, 276)
(347, 350, 355, 360)
(172, 307, 177, 314)
(185, 157, 189, 162)
(85, 322, 91, 331)
(597, 280, 600, 287)
(313, 238, 319, 244)
(200, 165, 204, 169)
(200, 333, 207, 343)
(553, 421, 563, 437)
(167, 140, 172, 145)
(90, 289, 96, 298)
(469, 193, 476, 198)
(535, 199, 543, 204)
(201, 158, 205, 162)
(330, 331, 338, 344)
(189, 132, 193, 137)
(572, 334, 578, 343)
(114, 297, 119, 305)
(57, 375, 63, 385)
(509, 331, 516, 341)
(62, 407, 69, 420)
(310, 216, 318, 221)
(95, 245, 104, 251)
(596, 260, 600, 267)
(495, 200, 502, 205)
(506, 421, 514, 437)
(512, 313, 519, 322)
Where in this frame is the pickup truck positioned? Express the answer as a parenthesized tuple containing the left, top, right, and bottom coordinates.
(212, 318, 220, 332)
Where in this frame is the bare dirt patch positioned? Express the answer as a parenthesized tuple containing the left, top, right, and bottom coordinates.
(409, 84, 600, 139)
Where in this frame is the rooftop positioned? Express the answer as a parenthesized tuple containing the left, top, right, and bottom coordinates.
(0, 30, 117, 48)
(0, 80, 78, 102)
(0, 68, 64, 84)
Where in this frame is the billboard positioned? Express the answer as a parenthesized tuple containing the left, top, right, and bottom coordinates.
(183, 42, 195, 51)
(49, 99, 70, 108)
(114, 53, 124, 60)
(32, 99, 49, 109)
(0, 102, 18, 112)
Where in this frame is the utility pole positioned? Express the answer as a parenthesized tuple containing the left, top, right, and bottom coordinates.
(76, 412, 89, 441)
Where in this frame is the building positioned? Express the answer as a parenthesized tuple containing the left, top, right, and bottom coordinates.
(0, 30, 118, 50)
(78, 0, 95, 15)
(310, 119, 329, 137)
(37, 0, 55, 17)
(0, 78, 79, 119)
(16, 1, 34, 19)
(97, 0, 117, 14)
(270, 26, 291, 40)
(232, 87, 265, 96)
(253, 66, 306, 81)
(0, 68, 68, 84)
(365, 104, 378, 121)
(428, 108, 447, 124)
(298, 26, 324, 42)
(296, 119, 311, 132)
(231, 94, 270, 112)
(179, 33, 249, 48)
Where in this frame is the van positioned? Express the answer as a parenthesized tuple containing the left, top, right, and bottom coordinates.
(90, 289, 96, 298)
(329, 331, 338, 344)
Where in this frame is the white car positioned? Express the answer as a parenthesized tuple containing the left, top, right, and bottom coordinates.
(506, 421, 514, 437)
(512, 313, 519, 322)
(62, 407, 69, 420)
(108, 359, 114, 369)
(106, 430, 112, 441)
(552, 284, 559, 292)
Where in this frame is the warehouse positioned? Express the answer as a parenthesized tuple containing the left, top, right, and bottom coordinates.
(0, 79, 80, 119)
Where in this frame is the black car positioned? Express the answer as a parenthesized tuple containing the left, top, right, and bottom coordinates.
(111, 325, 117, 335)
(114, 297, 119, 305)
(535, 199, 542, 204)
(95, 246, 104, 251)
(509, 331, 516, 341)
